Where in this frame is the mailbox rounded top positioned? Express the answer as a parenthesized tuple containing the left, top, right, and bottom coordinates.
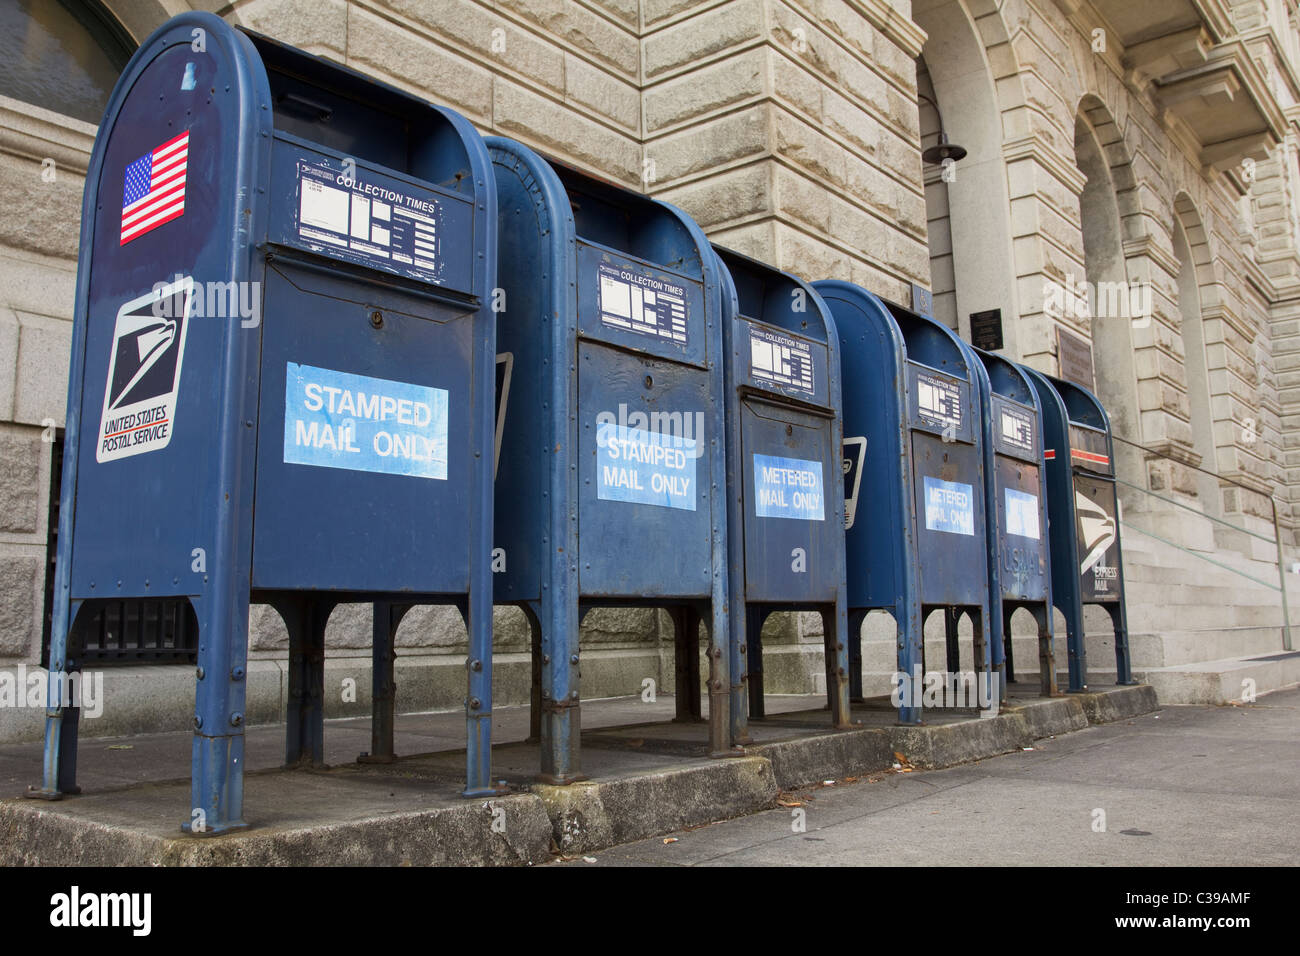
(1044, 372, 1109, 432)
(1020, 365, 1066, 431)
(243, 29, 493, 206)
(1021, 364, 1112, 442)
(488, 138, 711, 284)
(711, 245, 836, 347)
(811, 280, 969, 382)
(810, 279, 906, 375)
(889, 303, 971, 382)
(971, 346, 1038, 410)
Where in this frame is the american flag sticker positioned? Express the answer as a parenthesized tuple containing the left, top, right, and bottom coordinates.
(120, 131, 189, 245)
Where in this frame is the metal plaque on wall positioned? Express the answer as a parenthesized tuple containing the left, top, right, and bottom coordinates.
(1056, 325, 1095, 391)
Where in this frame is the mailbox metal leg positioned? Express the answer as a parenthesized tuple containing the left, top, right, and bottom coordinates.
(743, 610, 764, 723)
(991, 601, 1008, 698)
(944, 607, 961, 674)
(56, 688, 81, 795)
(898, 604, 923, 724)
(362, 601, 408, 764)
(728, 606, 754, 743)
(1003, 607, 1017, 683)
(1034, 605, 1058, 697)
(463, 589, 496, 796)
(822, 605, 852, 729)
(35, 681, 81, 800)
(283, 597, 331, 768)
(973, 608, 992, 711)
(189, 593, 251, 835)
(673, 606, 703, 723)
(32, 599, 82, 801)
(538, 603, 583, 786)
(1110, 604, 1136, 685)
(525, 605, 542, 744)
(705, 605, 731, 757)
(1064, 600, 1087, 693)
(848, 611, 865, 703)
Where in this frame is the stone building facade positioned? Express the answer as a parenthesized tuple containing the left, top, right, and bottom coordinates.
(1, 0, 1298, 739)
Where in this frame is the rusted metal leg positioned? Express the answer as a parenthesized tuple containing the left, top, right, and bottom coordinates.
(728, 604, 748, 743)
(462, 587, 497, 797)
(972, 607, 992, 712)
(746, 610, 765, 721)
(539, 602, 582, 785)
(823, 606, 851, 729)
(1111, 604, 1135, 685)
(674, 606, 702, 723)
(918, 616, 927, 679)
(525, 605, 542, 744)
(1004, 605, 1017, 684)
(899, 605, 923, 725)
(32, 598, 83, 801)
(944, 606, 961, 674)
(704, 606, 731, 756)
(848, 610, 865, 703)
(285, 597, 330, 768)
(1066, 604, 1087, 693)
(1035, 604, 1058, 697)
(361, 601, 407, 764)
(990, 600, 1006, 703)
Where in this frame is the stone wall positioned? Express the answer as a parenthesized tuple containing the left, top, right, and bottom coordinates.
(3, 0, 1300, 717)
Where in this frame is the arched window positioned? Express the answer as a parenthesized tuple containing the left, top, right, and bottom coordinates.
(0, 0, 133, 125)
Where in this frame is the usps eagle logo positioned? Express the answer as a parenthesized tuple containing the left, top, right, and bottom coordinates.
(1076, 488, 1116, 575)
(96, 278, 194, 463)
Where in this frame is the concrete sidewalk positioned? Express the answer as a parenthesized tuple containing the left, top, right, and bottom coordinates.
(0, 682, 1158, 865)
(554, 688, 1300, 867)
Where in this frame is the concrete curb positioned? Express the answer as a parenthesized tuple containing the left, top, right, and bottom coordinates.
(749, 686, 1152, 785)
(0, 791, 555, 866)
(0, 684, 1160, 865)
(533, 756, 778, 856)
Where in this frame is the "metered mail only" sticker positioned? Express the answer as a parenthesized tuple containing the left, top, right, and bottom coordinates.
(596, 421, 697, 510)
(1003, 487, 1040, 539)
(753, 454, 825, 521)
(283, 363, 448, 480)
(923, 475, 974, 535)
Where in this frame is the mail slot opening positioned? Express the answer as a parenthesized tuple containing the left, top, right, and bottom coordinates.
(553, 165, 701, 278)
(253, 34, 477, 195)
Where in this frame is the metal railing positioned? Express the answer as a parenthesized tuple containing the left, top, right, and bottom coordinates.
(1110, 433, 1293, 651)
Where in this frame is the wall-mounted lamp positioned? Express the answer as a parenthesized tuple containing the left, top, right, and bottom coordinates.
(917, 92, 967, 165)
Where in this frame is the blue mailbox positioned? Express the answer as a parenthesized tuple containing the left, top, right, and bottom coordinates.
(965, 345, 1057, 699)
(812, 282, 992, 723)
(36, 15, 499, 833)
(488, 139, 730, 780)
(712, 246, 850, 743)
(1023, 369, 1134, 690)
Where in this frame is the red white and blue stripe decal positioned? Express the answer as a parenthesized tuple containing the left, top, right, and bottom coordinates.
(121, 131, 189, 245)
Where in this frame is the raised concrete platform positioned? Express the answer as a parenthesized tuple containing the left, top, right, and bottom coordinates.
(1136, 649, 1300, 705)
(0, 683, 1158, 865)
